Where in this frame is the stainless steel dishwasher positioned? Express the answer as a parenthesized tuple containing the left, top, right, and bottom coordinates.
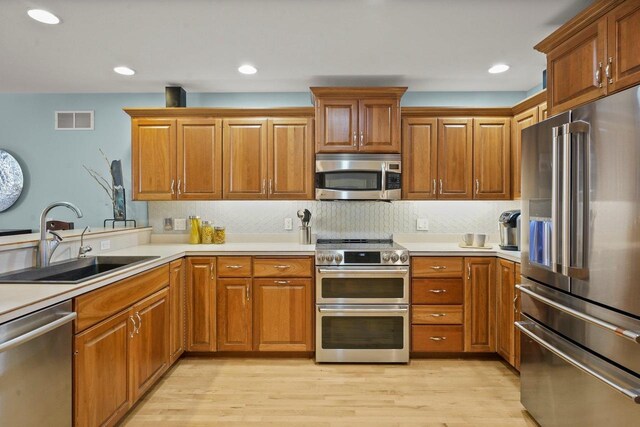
(0, 301, 76, 426)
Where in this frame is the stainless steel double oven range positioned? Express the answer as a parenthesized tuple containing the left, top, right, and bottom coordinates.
(315, 239, 410, 363)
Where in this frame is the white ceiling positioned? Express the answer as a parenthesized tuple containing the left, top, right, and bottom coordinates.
(0, 0, 592, 93)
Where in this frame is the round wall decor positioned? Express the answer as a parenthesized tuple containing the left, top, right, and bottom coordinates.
(0, 150, 24, 212)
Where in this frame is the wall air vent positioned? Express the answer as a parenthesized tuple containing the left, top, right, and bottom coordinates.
(55, 111, 94, 130)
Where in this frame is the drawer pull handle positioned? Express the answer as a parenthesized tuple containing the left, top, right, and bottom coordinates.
(274, 265, 291, 269)
(430, 313, 446, 317)
(429, 336, 447, 341)
(429, 289, 447, 294)
(275, 280, 290, 284)
(430, 266, 447, 270)
(226, 265, 243, 269)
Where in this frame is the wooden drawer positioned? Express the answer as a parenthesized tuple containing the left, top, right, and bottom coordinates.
(217, 257, 252, 277)
(74, 264, 169, 333)
(412, 325, 464, 352)
(412, 305, 463, 325)
(412, 278, 463, 304)
(253, 257, 313, 278)
(412, 257, 463, 278)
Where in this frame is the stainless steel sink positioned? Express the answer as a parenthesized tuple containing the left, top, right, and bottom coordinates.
(0, 256, 159, 284)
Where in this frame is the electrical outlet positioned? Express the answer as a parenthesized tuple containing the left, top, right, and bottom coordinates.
(173, 218, 186, 231)
(284, 217, 293, 230)
(417, 218, 429, 231)
(100, 240, 111, 250)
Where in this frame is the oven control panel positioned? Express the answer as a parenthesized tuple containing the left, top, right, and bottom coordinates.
(315, 250, 409, 266)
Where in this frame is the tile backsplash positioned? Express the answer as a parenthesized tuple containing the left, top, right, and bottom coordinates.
(149, 200, 520, 240)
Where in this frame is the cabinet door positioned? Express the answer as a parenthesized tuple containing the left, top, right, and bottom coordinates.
(130, 288, 170, 403)
(253, 279, 313, 351)
(547, 18, 607, 114)
(473, 118, 511, 200)
(223, 119, 268, 199)
(514, 263, 522, 371)
(131, 118, 176, 201)
(177, 119, 223, 200)
(267, 118, 314, 199)
(217, 278, 253, 351)
(401, 118, 438, 200)
(315, 98, 359, 153)
(464, 257, 496, 352)
(169, 259, 185, 364)
(186, 257, 217, 351)
(496, 259, 515, 366)
(512, 108, 538, 200)
(538, 102, 548, 122)
(358, 98, 400, 153)
(607, 0, 640, 93)
(437, 118, 473, 199)
(74, 310, 132, 427)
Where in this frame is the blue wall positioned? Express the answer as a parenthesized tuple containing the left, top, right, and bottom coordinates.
(0, 90, 526, 230)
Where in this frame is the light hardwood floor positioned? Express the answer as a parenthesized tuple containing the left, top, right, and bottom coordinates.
(121, 357, 537, 426)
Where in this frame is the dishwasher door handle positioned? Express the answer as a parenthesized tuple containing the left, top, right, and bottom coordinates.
(0, 311, 77, 354)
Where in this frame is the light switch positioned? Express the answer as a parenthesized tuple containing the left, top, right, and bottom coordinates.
(174, 218, 187, 231)
(284, 218, 293, 230)
(417, 218, 429, 231)
(100, 240, 111, 250)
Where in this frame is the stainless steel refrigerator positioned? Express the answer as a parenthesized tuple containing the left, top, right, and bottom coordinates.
(519, 85, 640, 426)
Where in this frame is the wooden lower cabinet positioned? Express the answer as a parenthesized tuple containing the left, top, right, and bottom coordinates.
(463, 257, 496, 352)
(74, 287, 170, 427)
(169, 259, 185, 364)
(253, 279, 313, 351)
(217, 278, 253, 351)
(130, 289, 170, 402)
(186, 257, 217, 351)
(74, 310, 132, 427)
(496, 259, 516, 366)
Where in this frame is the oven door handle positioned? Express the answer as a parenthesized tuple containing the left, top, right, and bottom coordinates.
(317, 268, 409, 275)
(318, 307, 408, 314)
(516, 320, 640, 403)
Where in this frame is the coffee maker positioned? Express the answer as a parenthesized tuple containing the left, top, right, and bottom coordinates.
(498, 210, 521, 251)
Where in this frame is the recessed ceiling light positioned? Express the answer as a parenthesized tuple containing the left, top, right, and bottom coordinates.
(488, 64, 510, 74)
(27, 9, 60, 25)
(238, 65, 257, 75)
(113, 66, 136, 76)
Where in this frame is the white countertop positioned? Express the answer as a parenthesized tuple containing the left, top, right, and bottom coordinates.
(0, 241, 519, 325)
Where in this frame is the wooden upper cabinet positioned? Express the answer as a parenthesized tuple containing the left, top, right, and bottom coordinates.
(268, 118, 314, 199)
(129, 288, 170, 402)
(496, 259, 516, 366)
(253, 279, 313, 351)
(169, 259, 185, 364)
(217, 278, 253, 351)
(177, 119, 223, 200)
(547, 18, 607, 114)
(401, 118, 438, 199)
(437, 118, 473, 199)
(538, 102, 548, 121)
(312, 87, 406, 153)
(223, 119, 268, 199)
(473, 118, 511, 200)
(607, 0, 640, 93)
(358, 98, 400, 153)
(316, 98, 359, 152)
(131, 118, 176, 200)
(464, 257, 496, 352)
(74, 310, 131, 427)
(186, 257, 217, 352)
(512, 108, 538, 200)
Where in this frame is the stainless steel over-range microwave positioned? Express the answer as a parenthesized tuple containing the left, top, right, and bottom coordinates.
(315, 154, 401, 201)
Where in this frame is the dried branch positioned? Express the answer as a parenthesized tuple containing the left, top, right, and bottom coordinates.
(98, 148, 114, 186)
(83, 165, 114, 202)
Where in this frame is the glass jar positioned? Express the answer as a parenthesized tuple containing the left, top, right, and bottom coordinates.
(201, 221, 214, 244)
(213, 226, 226, 244)
(188, 216, 201, 244)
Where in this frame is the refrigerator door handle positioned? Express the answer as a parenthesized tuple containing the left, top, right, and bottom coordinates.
(561, 123, 571, 276)
(551, 125, 562, 273)
(516, 284, 640, 343)
(516, 319, 640, 403)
